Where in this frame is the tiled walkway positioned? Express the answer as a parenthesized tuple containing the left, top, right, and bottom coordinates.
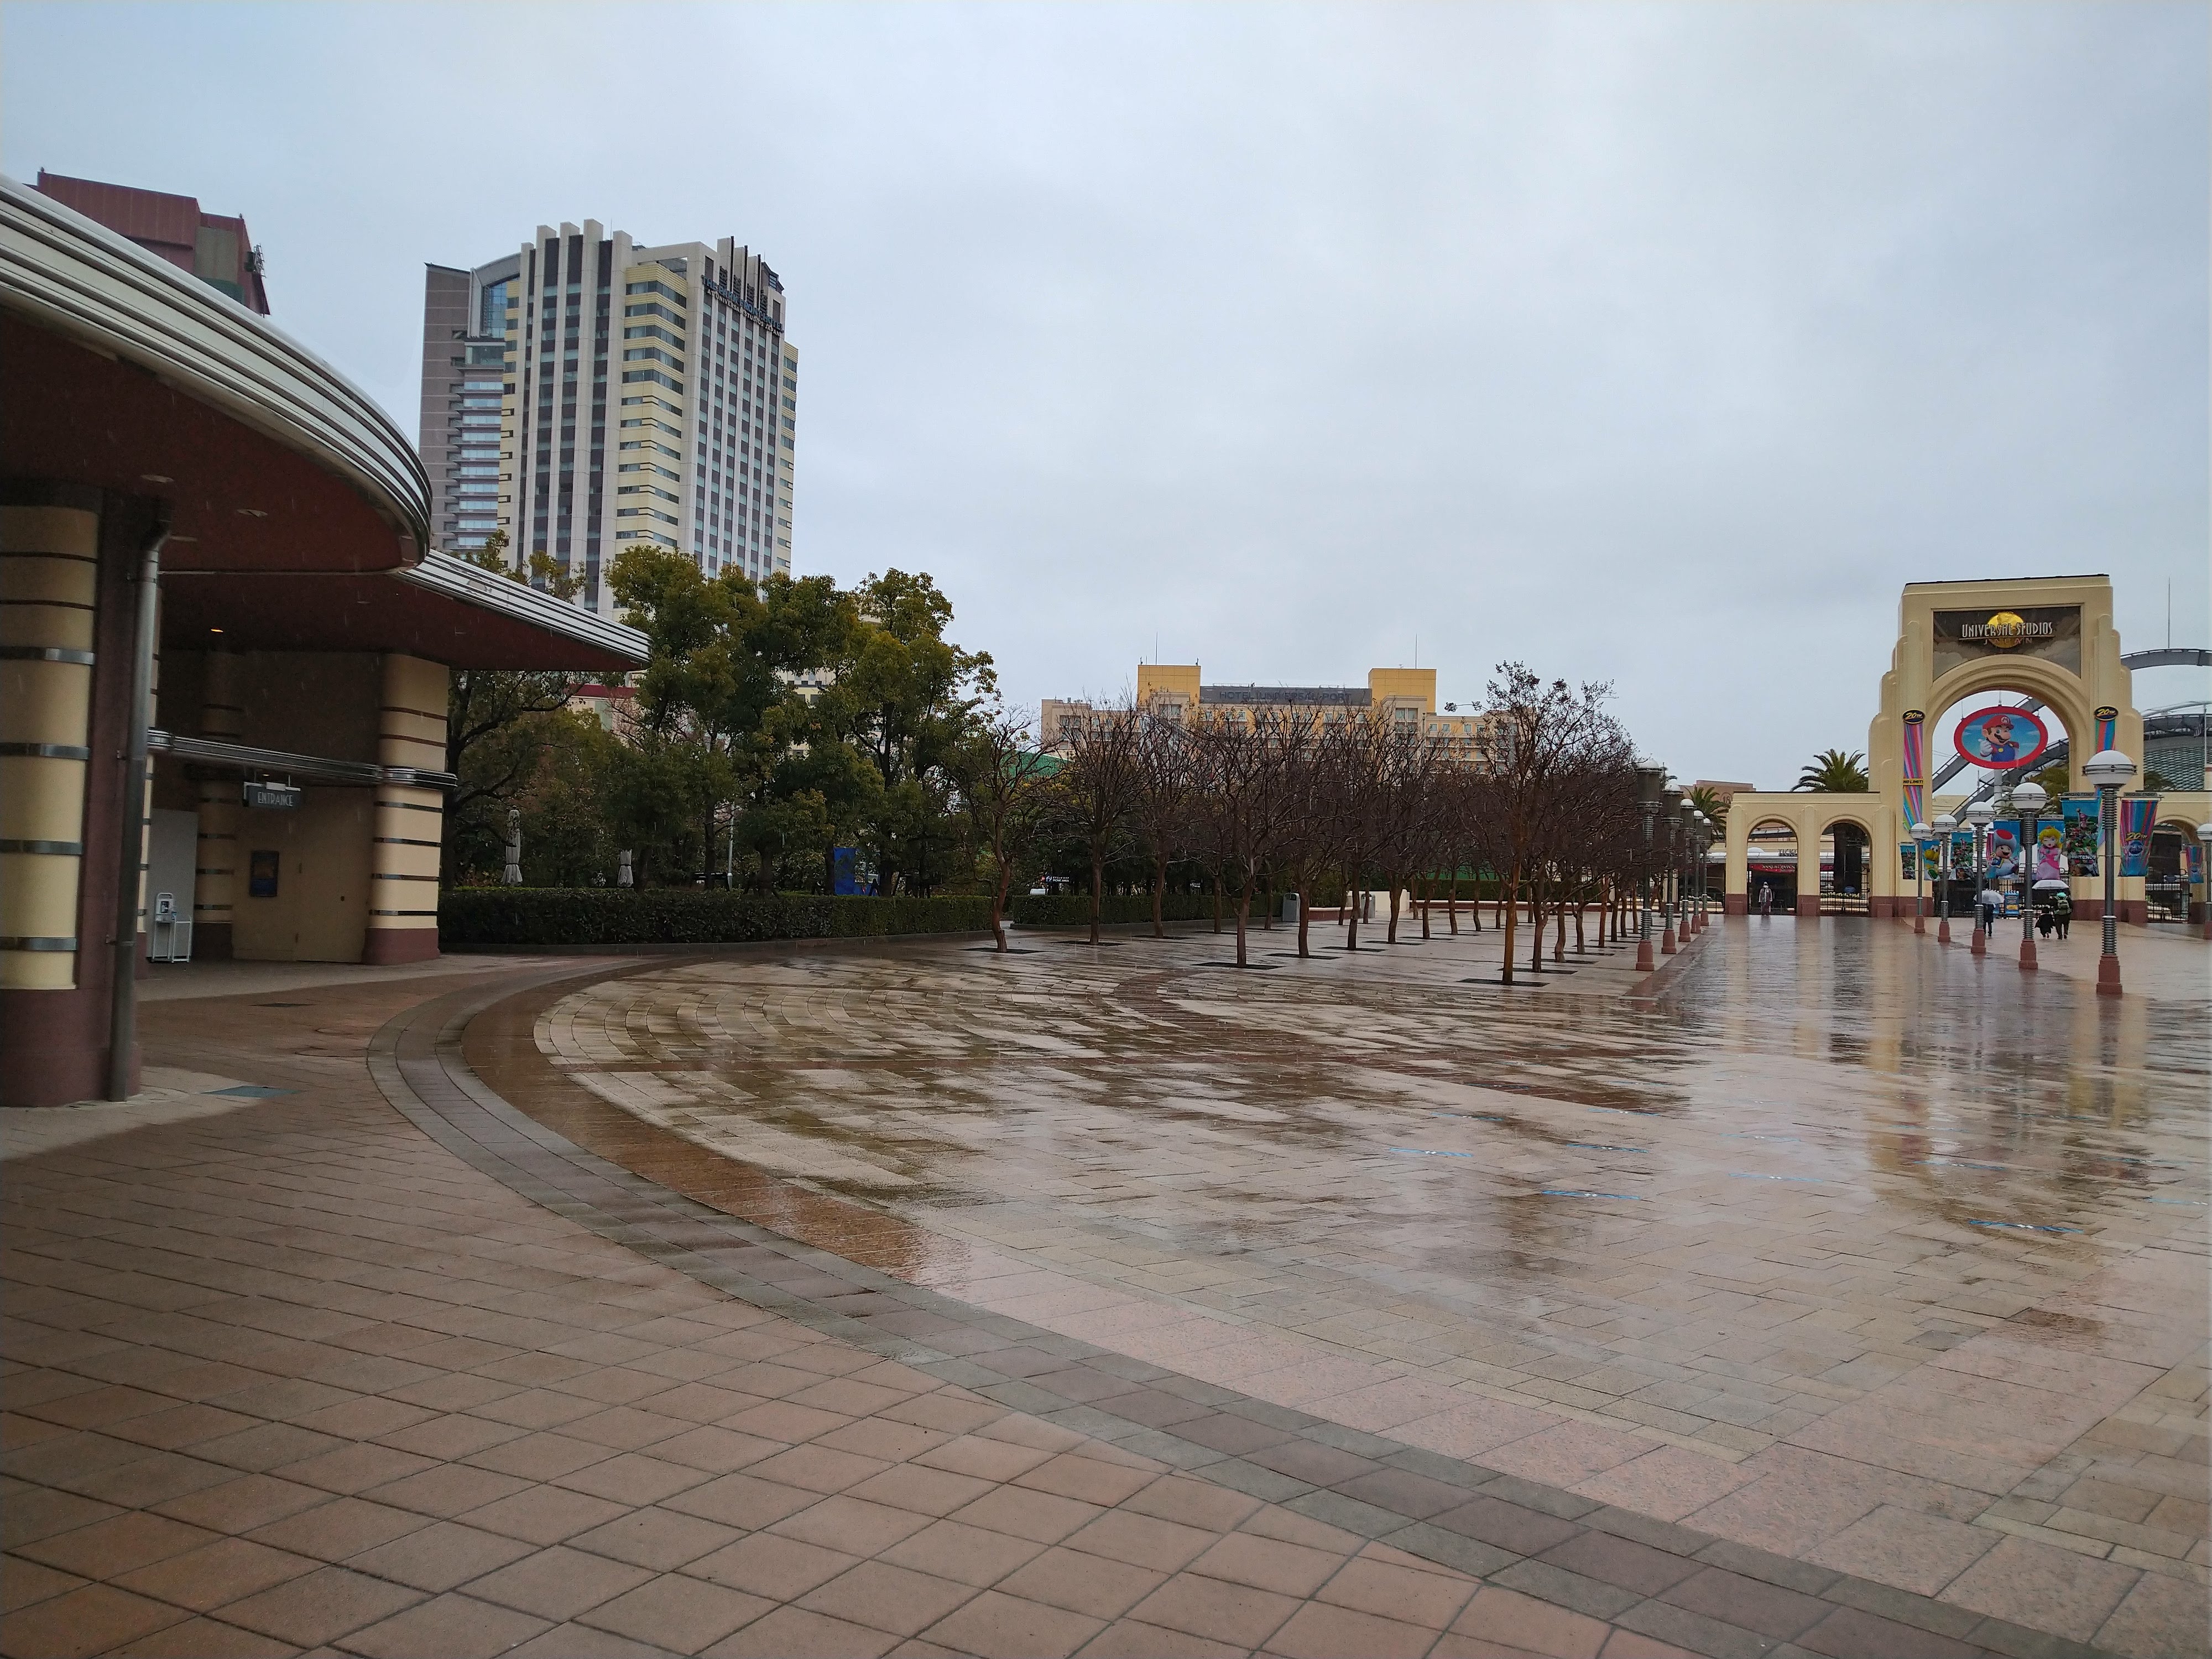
(2, 919, 2203, 1657)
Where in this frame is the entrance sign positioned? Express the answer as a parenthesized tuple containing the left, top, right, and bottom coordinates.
(243, 780, 300, 810)
(1932, 606, 2081, 674)
(1952, 706, 2048, 770)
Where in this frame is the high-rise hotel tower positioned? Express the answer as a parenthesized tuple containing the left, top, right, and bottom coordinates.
(420, 220, 797, 614)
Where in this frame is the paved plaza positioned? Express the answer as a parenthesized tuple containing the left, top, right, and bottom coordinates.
(3, 916, 2205, 1657)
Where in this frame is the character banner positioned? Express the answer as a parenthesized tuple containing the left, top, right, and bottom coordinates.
(2120, 797, 2160, 879)
(2060, 797, 2100, 876)
(2027, 818, 2067, 883)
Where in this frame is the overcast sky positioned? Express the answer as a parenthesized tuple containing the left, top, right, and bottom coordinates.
(6, 2, 2205, 785)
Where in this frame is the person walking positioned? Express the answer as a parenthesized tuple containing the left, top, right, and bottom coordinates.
(1756, 881, 1773, 919)
(2052, 886, 2072, 940)
(1979, 882, 2004, 936)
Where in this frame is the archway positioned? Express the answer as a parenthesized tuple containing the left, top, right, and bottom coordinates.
(1745, 820, 1797, 918)
(1819, 815, 1877, 915)
(2147, 821, 2196, 924)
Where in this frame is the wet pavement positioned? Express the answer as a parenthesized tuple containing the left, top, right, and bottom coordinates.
(3, 919, 2202, 1658)
(496, 916, 2210, 1651)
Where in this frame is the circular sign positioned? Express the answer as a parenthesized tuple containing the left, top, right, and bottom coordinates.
(1952, 706, 2049, 771)
(1981, 611, 2030, 649)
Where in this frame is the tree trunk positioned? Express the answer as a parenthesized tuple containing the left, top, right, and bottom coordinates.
(1386, 878, 1400, 943)
(1297, 883, 1311, 957)
(1234, 871, 1251, 966)
(1211, 865, 1224, 933)
(1447, 869, 1459, 933)
(1501, 864, 1519, 982)
(1152, 855, 1167, 937)
(1090, 851, 1104, 945)
(1344, 865, 1361, 950)
(1553, 895, 1567, 962)
(991, 853, 1011, 951)
(1421, 875, 1433, 939)
(1573, 896, 1585, 953)
(1530, 877, 1546, 976)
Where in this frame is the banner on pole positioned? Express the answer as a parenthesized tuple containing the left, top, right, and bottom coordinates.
(2120, 798, 2159, 879)
(2060, 797, 2100, 876)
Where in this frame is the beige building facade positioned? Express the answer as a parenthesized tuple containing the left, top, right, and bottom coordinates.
(1045, 666, 1494, 756)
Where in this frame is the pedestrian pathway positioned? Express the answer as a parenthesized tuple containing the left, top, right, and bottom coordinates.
(1, 919, 2202, 1657)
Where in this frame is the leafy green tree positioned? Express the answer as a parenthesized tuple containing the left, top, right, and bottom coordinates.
(799, 570, 995, 895)
(1794, 748, 1870, 792)
(1688, 784, 1730, 835)
(608, 548, 807, 884)
(515, 711, 622, 886)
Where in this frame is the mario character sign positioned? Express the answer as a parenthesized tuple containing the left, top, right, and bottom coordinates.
(1952, 706, 2050, 771)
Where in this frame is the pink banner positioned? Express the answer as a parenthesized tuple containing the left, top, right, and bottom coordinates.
(1901, 716, 1925, 828)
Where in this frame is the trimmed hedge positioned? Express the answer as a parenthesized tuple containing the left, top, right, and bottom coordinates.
(440, 888, 994, 948)
(1008, 891, 1240, 928)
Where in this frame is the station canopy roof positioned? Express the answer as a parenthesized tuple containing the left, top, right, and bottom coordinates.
(0, 174, 644, 672)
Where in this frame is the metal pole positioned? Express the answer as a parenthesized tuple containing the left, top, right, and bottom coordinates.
(1636, 808, 1655, 972)
(1913, 831, 1925, 933)
(2098, 783, 2121, 996)
(1937, 828, 1953, 943)
(106, 504, 171, 1102)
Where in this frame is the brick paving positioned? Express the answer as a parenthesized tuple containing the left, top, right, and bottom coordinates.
(1, 918, 2203, 1657)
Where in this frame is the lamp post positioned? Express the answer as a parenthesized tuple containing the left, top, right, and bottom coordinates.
(1672, 801, 1690, 942)
(2013, 781, 2046, 971)
(1932, 812, 1958, 943)
(1910, 821, 1929, 933)
(1964, 800, 1994, 957)
(1699, 810, 1713, 930)
(1661, 790, 1682, 954)
(2083, 748, 2135, 996)
(1635, 765, 1666, 972)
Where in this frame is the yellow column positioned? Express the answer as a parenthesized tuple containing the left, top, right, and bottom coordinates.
(365, 654, 447, 964)
(0, 505, 99, 991)
(192, 648, 243, 957)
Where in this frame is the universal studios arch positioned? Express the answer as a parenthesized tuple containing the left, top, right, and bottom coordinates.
(1721, 575, 2210, 925)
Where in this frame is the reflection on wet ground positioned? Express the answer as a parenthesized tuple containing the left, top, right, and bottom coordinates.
(478, 917, 2210, 1639)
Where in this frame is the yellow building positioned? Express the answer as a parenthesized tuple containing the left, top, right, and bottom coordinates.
(1044, 666, 1493, 757)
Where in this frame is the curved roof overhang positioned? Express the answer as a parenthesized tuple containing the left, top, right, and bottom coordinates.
(0, 174, 645, 671)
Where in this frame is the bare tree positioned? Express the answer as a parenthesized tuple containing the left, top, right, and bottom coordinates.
(958, 702, 1056, 951)
(1130, 705, 1193, 938)
(1189, 708, 1305, 968)
(1477, 665, 1630, 985)
(1050, 700, 1142, 945)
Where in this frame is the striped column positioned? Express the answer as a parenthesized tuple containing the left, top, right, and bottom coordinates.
(0, 503, 100, 992)
(192, 648, 243, 958)
(365, 653, 447, 964)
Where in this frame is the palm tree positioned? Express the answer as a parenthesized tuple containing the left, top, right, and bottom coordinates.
(1794, 748, 1869, 792)
(1688, 785, 1730, 834)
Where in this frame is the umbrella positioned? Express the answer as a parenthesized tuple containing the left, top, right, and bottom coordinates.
(2033, 878, 2069, 891)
